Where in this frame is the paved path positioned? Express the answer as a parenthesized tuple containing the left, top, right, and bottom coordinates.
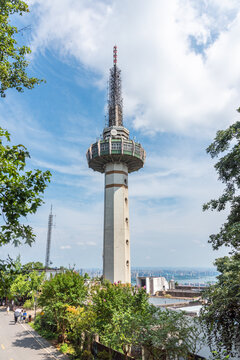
(0, 307, 69, 360)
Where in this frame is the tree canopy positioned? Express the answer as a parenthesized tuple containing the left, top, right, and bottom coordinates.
(35, 277, 202, 359)
(22, 261, 44, 271)
(202, 111, 240, 356)
(203, 111, 240, 252)
(38, 271, 88, 337)
(201, 254, 240, 356)
(10, 269, 45, 300)
(0, 0, 44, 97)
(0, 128, 51, 246)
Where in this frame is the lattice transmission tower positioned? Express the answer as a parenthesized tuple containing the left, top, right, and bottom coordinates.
(45, 205, 54, 269)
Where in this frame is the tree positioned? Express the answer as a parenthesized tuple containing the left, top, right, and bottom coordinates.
(203, 113, 240, 252)
(0, 255, 21, 300)
(91, 282, 202, 359)
(91, 281, 150, 357)
(38, 271, 88, 338)
(0, 128, 51, 246)
(65, 305, 96, 356)
(201, 255, 240, 356)
(10, 269, 45, 301)
(0, 0, 44, 97)
(202, 112, 240, 356)
(139, 308, 203, 360)
(22, 261, 44, 272)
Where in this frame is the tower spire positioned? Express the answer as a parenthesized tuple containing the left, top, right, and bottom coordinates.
(108, 45, 123, 127)
(113, 45, 117, 65)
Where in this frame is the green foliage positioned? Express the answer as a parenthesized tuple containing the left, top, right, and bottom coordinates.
(96, 350, 111, 360)
(81, 349, 94, 360)
(210, 349, 230, 360)
(0, 128, 51, 246)
(22, 261, 44, 271)
(39, 271, 88, 337)
(203, 116, 240, 251)
(202, 114, 240, 356)
(139, 308, 203, 360)
(10, 270, 45, 300)
(0, 0, 44, 97)
(60, 343, 69, 354)
(0, 255, 21, 298)
(32, 313, 57, 340)
(65, 305, 96, 350)
(23, 298, 34, 309)
(201, 254, 240, 356)
(91, 281, 149, 354)
(32, 276, 203, 359)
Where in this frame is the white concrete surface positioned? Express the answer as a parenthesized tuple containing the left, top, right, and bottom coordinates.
(103, 162, 130, 283)
(137, 276, 169, 295)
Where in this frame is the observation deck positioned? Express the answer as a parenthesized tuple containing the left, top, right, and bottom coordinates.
(86, 45, 146, 174)
(86, 136, 145, 173)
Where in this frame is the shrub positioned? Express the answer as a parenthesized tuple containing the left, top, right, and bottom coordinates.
(33, 314, 57, 340)
(60, 343, 69, 353)
(81, 349, 94, 360)
(23, 299, 34, 309)
(97, 350, 112, 359)
(164, 294, 172, 298)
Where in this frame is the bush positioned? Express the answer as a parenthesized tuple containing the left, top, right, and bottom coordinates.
(23, 299, 34, 309)
(97, 350, 112, 359)
(164, 294, 172, 298)
(33, 314, 57, 340)
(60, 343, 69, 354)
(81, 349, 94, 360)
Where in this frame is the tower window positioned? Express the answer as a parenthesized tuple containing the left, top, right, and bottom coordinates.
(126, 260, 129, 266)
(124, 179, 127, 185)
(125, 197, 128, 203)
(125, 217, 128, 223)
(126, 239, 129, 245)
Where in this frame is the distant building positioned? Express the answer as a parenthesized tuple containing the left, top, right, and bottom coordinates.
(169, 279, 175, 290)
(137, 276, 169, 295)
(38, 268, 63, 280)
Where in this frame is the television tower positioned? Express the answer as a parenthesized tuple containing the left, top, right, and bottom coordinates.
(86, 46, 146, 283)
(45, 205, 54, 269)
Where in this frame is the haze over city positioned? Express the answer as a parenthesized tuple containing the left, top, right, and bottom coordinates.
(1, 0, 239, 268)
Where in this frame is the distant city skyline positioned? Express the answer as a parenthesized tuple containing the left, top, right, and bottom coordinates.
(1, 0, 239, 268)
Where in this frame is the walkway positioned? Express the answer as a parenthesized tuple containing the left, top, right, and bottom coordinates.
(0, 307, 69, 360)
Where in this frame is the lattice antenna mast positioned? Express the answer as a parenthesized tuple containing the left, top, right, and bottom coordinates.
(45, 205, 54, 269)
(108, 46, 123, 127)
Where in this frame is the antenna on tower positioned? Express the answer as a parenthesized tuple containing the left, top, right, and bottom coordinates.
(45, 205, 54, 269)
(108, 45, 123, 127)
(113, 45, 117, 65)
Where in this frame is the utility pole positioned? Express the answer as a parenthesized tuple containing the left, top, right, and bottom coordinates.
(45, 205, 54, 269)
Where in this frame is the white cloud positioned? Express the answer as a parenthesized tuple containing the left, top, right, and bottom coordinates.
(1, 0, 235, 268)
(26, 0, 240, 136)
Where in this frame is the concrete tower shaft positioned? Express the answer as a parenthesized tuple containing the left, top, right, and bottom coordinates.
(86, 47, 145, 284)
(104, 163, 130, 283)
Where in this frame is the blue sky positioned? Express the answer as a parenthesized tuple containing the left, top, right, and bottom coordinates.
(1, 0, 240, 268)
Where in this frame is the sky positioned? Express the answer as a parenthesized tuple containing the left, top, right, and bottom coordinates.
(1, 0, 240, 269)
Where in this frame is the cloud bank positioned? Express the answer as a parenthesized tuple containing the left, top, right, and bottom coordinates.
(27, 0, 240, 136)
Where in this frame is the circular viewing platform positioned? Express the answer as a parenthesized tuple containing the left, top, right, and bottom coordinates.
(86, 139, 146, 173)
